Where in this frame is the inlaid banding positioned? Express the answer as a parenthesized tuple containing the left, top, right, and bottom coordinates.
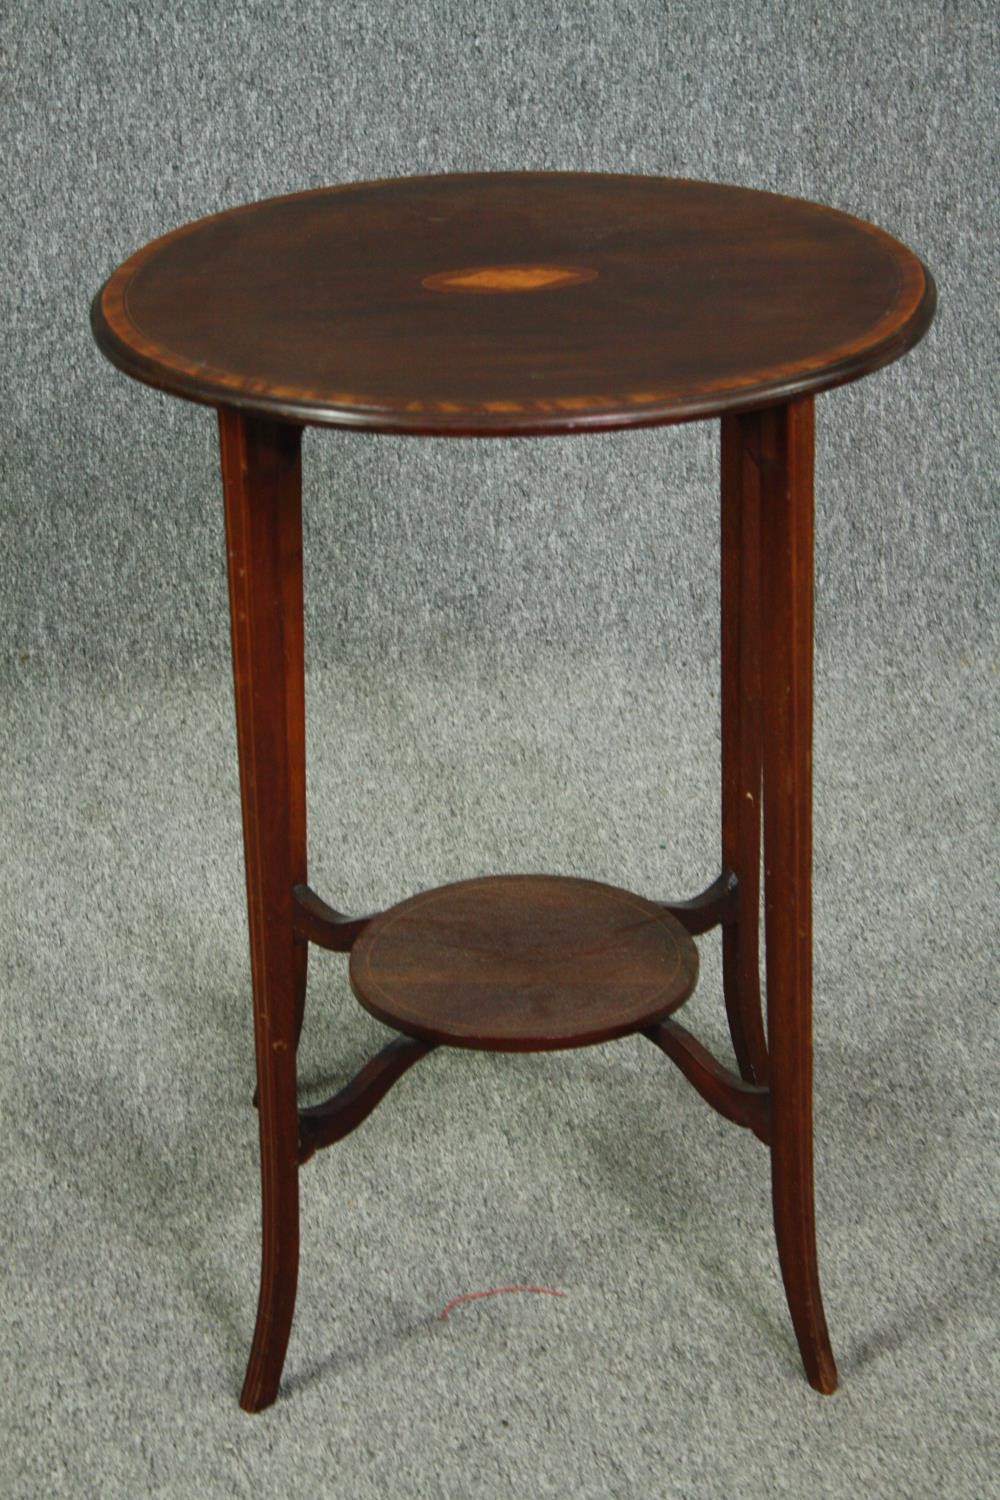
(422, 263, 599, 294)
(91, 174, 936, 433)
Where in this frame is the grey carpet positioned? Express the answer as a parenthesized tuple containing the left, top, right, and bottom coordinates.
(3, 648, 997, 1498)
(2, 0, 998, 1495)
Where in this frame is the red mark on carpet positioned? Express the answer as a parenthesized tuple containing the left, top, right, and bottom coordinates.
(436, 1285, 566, 1320)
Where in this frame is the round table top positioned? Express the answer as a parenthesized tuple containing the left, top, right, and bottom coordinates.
(91, 171, 935, 437)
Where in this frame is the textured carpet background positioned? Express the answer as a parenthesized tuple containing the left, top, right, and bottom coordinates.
(2, 2, 997, 1497)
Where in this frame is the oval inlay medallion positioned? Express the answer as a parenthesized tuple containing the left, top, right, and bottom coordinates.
(422, 263, 598, 294)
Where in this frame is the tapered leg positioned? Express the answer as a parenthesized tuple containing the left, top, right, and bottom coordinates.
(758, 397, 838, 1394)
(720, 413, 768, 1085)
(219, 408, 306, 1413)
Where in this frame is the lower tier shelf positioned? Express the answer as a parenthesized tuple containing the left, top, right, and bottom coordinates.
(348, 873, 699, 1051)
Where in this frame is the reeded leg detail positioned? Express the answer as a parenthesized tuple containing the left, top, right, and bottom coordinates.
(758, 397, 838, 1394)
(720, 413, 768, 1085)
(283, 447, 309, 1050)
(220, 409, 306, 1413)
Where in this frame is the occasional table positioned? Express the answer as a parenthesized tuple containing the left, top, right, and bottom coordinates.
(91, 171, 935, 1412)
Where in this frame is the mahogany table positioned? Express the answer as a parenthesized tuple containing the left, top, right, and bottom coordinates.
(91, 171, 935, 1412)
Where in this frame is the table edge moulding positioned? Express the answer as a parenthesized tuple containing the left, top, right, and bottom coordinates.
(90, 171, 936, 1411)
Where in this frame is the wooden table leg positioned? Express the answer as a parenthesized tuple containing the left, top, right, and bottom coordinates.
(758, 396, 838, 1393)
(219, 409, 307, 1412)
(720, 412, 768, 1085)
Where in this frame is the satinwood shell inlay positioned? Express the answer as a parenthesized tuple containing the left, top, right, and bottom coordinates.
(422, 263, 599, 293)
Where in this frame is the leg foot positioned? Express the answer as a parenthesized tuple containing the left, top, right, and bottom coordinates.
(772, 1142, 839, 1393)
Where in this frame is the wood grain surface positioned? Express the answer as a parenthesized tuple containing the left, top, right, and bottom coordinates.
(349, 873, 699, 1049)
(91, 171, 935, 436)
